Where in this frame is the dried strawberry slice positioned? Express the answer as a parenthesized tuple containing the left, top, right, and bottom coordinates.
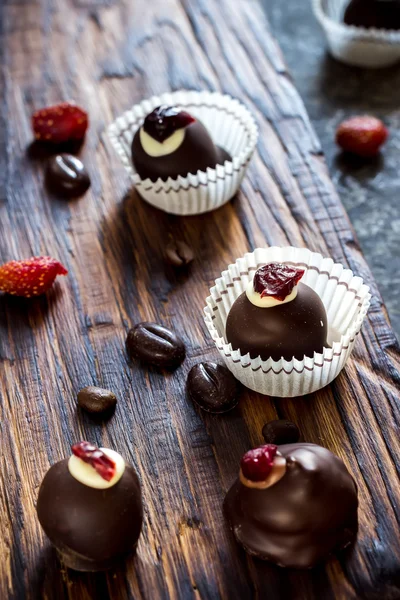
(72, 441, 116, 481)
(32, 102, 88, 144)
(241, 444, 277, 482)
(0, 256, 67, 297)
(253, 263, 304, 301)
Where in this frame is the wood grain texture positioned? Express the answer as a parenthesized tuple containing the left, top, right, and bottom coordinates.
(0, 0, 400, 598)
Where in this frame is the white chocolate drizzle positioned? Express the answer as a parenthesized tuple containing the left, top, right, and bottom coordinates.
(68, 448, 125, 490)
(140, 127, 185, 157)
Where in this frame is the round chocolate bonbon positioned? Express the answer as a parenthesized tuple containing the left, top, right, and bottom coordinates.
(77, 386, 117, 414)
(187, 362, 239, 413)
(262, 420, 300, 445)
(46, 154, 90, 197)
(126, 322, 186, 369)
(224, 443, 358, 569)
(226, 263, 328, 362)
(132, 106, 231, 182)
(37, 443, 143, 571)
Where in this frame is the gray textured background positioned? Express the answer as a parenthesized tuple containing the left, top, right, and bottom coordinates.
(262, 0, 400, 340)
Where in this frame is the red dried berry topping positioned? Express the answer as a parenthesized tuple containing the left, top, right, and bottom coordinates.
(253, 263, 304, 301)
(72, 441, 116, 482)
(241, 444, 278, 482)
(0, 256, 68, 298)
(336, 116, 388, 158)
(143, 106, 195, 143)
(32, 102, 89, 144)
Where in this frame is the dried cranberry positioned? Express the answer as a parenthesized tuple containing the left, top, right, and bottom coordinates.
(253, 263, 304, 301)
(240, 444, 277, 482)
(143, 106, 195, 142)
(72, 441, 116, 481)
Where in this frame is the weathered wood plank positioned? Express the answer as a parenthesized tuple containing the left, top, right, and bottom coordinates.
(0, 0, 399, 598)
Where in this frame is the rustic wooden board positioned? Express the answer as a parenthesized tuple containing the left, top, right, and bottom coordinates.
(1, 0, 400, 598)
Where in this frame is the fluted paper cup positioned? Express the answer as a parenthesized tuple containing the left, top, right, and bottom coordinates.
(313, 0, 400, 67)
(204, 247, 371, 397)
(107, 90, 258, 215)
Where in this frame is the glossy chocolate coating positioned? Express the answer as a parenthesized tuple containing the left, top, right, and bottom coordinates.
(187, 362, 239, 413)
(37, 459, 143, 571)
(132, 120, 231, 182)
(262, 420, 300, 445)
(46, 154, 90, 197)
(225, 282, 328, 361)
(224, 443, 358, 568)
(77, 386, 117, 414)
(344, 0, 400, 30)
(126, 322, 186, 369)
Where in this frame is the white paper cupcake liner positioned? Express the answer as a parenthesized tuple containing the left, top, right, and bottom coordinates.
(107, 90, 258, 215)
(313, 0, 400, 67)
(204, 247, 371, 398)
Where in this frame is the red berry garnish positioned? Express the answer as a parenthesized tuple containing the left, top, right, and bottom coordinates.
(32, 102, 89, 144)
(0, 256, 68, 298)
(336, 116, 388, 158)
(241, 444, 278, 482)
(143, 106, 195, 143)
(253, 263, 304, 301)
(72, 441, 116, 482)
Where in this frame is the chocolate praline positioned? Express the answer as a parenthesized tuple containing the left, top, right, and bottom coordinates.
(131, 106, 231, 182)
(37, 458, 143, 571)
(225, 282, 328, 361)
(224, 443, 358, 568)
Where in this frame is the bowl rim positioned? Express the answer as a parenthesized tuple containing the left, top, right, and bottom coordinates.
(312, 0, 400, 43)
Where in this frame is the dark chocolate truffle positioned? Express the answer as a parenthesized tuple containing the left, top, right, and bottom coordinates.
(37, 443, 143, 571)
(224, 443, 358, 569)
(226, 263, 328, 361)
(132, 105, 231, 182)
(344, 0, 400, 30)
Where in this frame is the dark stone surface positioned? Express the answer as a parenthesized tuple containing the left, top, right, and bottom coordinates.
(262, 0, 400, 340)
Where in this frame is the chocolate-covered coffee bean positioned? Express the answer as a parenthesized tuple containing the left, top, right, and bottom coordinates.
(126, 322, 185, 369)
(262, 420, 300, 445)
(77, 386, 117, 414)
(46, 154, 90, 197)
(187, 362, 239, 413)
(165, 239, 194, 268)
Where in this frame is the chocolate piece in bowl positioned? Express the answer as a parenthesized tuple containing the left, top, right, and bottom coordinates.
(36, 442, 143, 571)
(224, 443, 358, 568)
(344, 0, 400, 30)
(126, 322, 186, 369)
(225, 263, 328, 362)
(187, 362, 239, 413)
(131, 106, 231, 182)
